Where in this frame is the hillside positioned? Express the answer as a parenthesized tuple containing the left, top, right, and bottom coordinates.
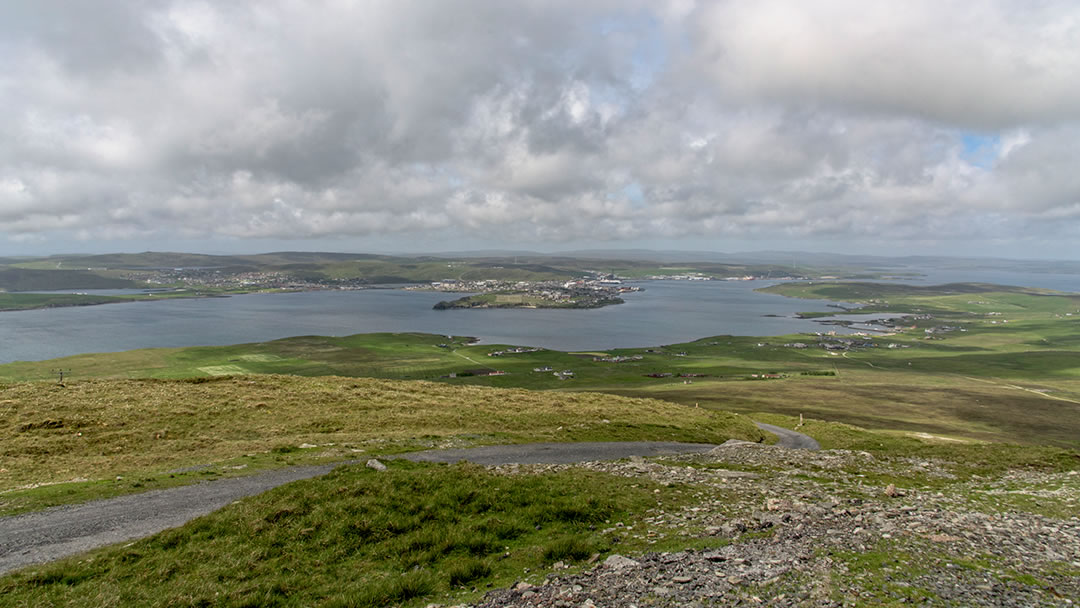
(0, 375, 760, 515)
(2, 279, 1079, 606)
(1, 427, 1076, 607)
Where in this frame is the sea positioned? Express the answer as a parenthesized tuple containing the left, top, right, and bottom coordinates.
(1, 270, 1076, 364)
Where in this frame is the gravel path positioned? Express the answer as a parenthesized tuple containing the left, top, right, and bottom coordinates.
(0, 426, 820, 576)
(755, 422, 821, 450)
(0, 464, 345, 576)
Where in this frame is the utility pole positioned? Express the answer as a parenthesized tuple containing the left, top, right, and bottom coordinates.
(51, 368, 72, 385)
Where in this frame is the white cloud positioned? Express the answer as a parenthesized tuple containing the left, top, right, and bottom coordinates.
(0, 0, 1078, 256)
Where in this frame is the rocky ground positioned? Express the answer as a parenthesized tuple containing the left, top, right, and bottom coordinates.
(457, 441, 1080, 607)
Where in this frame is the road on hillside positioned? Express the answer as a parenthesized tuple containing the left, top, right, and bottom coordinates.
(0, 426, 818, 576)
(0, 464, 344, 576)
(755, 421, 822, 450)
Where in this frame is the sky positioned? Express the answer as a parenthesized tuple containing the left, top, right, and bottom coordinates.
(1, 1, 1079, 260)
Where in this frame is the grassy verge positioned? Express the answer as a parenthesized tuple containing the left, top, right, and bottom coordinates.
(0, 375, 761, 514)
(747, 412, 1079, 472)
(0, 462, 682, 607)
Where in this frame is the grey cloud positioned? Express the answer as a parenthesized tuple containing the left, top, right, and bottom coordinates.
(0, 1, 1078, 255)
(688, 0, 1080, 129)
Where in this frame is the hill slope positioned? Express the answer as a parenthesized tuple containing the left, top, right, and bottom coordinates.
(0, 375, 760, 514)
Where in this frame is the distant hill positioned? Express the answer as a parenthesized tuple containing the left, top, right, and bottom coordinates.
(0, 268, 138, 292)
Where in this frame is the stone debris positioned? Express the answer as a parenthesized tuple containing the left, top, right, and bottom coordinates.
(365, 458, 387, 471)
(471, 442, 1080, 607)
(603, 555, 640, 570)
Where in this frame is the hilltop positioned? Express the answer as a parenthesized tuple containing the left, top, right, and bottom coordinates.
(1, 417, 1076, 607)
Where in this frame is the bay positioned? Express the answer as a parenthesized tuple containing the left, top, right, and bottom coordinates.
(5, 267, 1074, 365)
(0, 281, 855, 363)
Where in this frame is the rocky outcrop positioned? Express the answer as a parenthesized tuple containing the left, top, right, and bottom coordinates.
(467, 442, 1080, 607)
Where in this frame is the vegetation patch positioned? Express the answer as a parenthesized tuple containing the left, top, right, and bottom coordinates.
(0, 462, 670, 607)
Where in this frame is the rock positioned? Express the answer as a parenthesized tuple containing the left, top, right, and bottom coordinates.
(299, 443, 317, 449)
(766, 498, 791, 511)
(365, 458, 387, 471)
(467, 447, 1080, 608)
(703, 551, 726, 562)
(603, 554, 640, 570)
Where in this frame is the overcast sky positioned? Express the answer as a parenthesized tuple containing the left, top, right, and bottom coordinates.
(1, 1, 1079, 259)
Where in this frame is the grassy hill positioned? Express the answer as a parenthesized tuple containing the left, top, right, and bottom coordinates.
(1, 420, 1075, 607)
(2, 251, 842, 291)
(0, 375, 760, 515)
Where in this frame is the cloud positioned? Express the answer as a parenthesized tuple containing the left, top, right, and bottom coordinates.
(687, 0, 1080, 129)
(0, 1, 1078, 256)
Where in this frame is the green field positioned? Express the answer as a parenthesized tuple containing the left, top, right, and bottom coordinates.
(6, 279, 1078, 446)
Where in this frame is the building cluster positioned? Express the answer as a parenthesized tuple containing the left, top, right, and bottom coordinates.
(487, 347, 542, 357)
(645, 273, 714, 280)
(128, 268, 370, 291)
(780, 337, 877, 352)
(592, 354, 644, 363)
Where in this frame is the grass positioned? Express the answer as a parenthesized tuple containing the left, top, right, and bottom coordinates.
(2, 278, 1078, 605)
(749, 412, 1078, 471)
(0, 288, 285, 312)
(0, 375, 762, 514)
(829, 544, 936, 605)
(4, 293, 1080, 445)
(0, 293, 130, 311)
(0, 461, 680, 607)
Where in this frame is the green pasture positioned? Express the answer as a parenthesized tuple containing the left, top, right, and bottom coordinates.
(3, 282, 1078, 448)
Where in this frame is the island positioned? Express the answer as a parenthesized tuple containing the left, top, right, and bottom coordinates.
(433, 285, 629, 309)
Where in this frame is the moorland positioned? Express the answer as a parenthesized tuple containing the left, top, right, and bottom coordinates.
(1, 255, 1078, 607)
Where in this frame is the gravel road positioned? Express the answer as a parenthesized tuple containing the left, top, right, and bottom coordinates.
(0, 425, 818, 575)
(0, 464, 346, 576)
(754, 422, 821, 450)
